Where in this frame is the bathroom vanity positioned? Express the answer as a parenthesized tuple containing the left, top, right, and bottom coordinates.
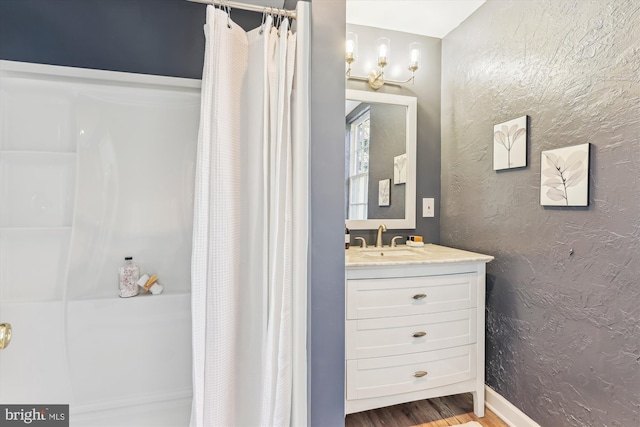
(345, 244, 493, 416)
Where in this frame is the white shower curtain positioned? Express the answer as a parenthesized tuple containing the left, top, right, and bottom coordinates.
(190, 2, 309, 427)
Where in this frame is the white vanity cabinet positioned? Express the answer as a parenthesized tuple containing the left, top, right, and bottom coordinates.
(345, 245, 493, 416)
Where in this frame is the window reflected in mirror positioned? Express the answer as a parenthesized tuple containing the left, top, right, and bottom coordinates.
(348, 107, 370, 219)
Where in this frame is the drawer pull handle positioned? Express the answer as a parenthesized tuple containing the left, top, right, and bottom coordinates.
(412, 293, 427, 300)
(414, 371, 428, 378)
(412, 331, 426, 338)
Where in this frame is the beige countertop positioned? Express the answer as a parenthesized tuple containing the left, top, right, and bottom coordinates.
(345, 244, 494, 267)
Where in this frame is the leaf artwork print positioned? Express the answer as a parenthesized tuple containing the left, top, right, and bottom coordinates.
(493, 116, 527, 170)
(540, 143, 590, 206)
(394, 154, 407, 184)
(378, 179, 390, 206)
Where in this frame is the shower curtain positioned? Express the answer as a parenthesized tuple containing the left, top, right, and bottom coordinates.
(190, 2, 309, 427)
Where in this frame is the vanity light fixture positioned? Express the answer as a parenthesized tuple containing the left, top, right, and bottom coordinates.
(345, 33, 421, 90)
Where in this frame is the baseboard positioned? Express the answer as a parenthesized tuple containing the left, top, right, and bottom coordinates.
(485, 385, 541, 427)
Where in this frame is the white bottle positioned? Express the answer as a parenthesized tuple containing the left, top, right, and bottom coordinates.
(119, 256, 140, 298)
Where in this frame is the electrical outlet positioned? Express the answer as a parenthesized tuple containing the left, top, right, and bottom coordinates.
(423, 198, 435, 217)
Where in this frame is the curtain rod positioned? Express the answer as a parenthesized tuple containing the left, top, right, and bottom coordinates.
(187, 0, 297, 20)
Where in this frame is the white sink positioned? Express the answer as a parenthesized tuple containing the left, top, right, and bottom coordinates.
(362, 249, 417, 257)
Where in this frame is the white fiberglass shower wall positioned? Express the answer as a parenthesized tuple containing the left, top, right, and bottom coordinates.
(0, 60, 198, 426)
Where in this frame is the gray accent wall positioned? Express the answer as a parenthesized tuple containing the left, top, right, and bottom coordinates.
(3, 0, 215, 78)
(367, 103, 406, 220)
(309, 0, 346, 425)
(347, 24, 441, 245)
(441, 1, 640, 426)
(0, 0, 298, 78)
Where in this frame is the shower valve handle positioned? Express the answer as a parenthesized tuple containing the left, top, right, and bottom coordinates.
(0, 323, 12, 350)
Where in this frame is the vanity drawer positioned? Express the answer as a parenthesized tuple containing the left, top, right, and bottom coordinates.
(346, 309, 477, 360)
(346, 273, 476, 320)
(346, 345, 476, 400)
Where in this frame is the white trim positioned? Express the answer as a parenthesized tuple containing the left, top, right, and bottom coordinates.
(70, 389, 192, 415)
(485, 385, 541, 427)
(0, 60, 201, 90)
(70, 395, 192, 426)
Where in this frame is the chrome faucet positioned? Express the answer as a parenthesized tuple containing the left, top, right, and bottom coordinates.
(375, 224, 387, 247)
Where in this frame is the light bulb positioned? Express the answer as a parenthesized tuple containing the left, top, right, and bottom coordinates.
(346, 32, 358, 63)
(409, 42, 422, 71)
(376, 37, 390, 68)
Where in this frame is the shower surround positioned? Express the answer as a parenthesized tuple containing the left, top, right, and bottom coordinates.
(0, 60, 198, 426)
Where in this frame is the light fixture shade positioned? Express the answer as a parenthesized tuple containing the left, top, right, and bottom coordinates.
(409, 42, 422, 71)
(345, 35, 421, 90)
(346, 32, 358, 63)
(376, 37, 390, 68)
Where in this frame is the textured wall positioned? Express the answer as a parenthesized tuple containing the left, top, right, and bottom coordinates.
(347, 24, 441, 245)
(441, 1, 640, 426)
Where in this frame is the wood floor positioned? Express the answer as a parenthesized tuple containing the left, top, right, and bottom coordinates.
(344, 393, 509, 427)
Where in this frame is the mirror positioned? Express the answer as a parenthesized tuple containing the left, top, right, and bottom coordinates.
(345, 89, 416, 230)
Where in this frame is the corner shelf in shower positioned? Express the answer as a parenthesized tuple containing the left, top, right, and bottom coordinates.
(69, 289, 191, 302)
(0, 150, 76, 155)
(0, 226, 72, 230)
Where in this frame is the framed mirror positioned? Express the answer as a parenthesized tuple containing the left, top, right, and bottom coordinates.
(345, 89, 417, 230)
